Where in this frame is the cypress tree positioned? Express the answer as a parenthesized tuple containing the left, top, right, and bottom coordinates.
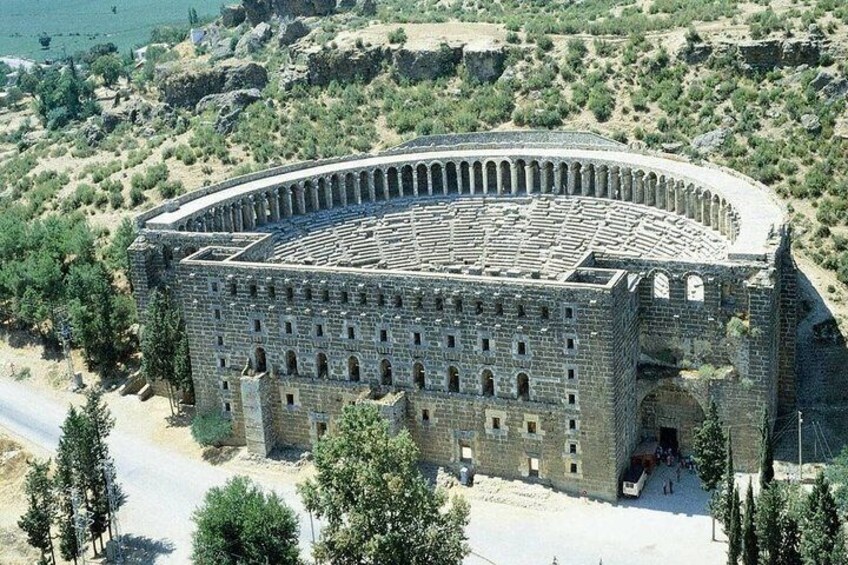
(801, 473, 846, 565)
(757, 483, 783, 565)
(723, 429, 736, 528)
(173, 326, 194, 404)
(18, 459, 56, 564)
(54, 407, 87, 563)
(728, 485, 742, 565)
(760, 407, 774, 490)
(742, 478, 758, 565)
(140, 288, 184, 414)
(777, 509, 802, 565)
(692, 400, 726, 540)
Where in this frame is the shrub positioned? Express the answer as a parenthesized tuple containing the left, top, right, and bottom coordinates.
(191, 412, 233, 447)
(726, 316, 749, 339)
(388, 27, 407, 45)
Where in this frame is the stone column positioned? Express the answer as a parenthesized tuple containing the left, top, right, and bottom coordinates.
(595, 165, 607, 198)
(609, 167, 620, 199)
(540, 163, 549, 194)
(675, 181, 686, 216)
(364, 172, 373, 201)
(656, 176, 666, 210)
(244, 197, 256, 229)
(632, 170, 644, 204)
(554, 163, 563, 194)
(412, 167, 419, 197)
(496, 163, 504, 195)
(354, 175, 363, 205)
(223, 205, 233, 231)
(567, 162, 577, 195)
(581, 166, 593, 197)
(339, 177, 348, 207)
(282, 188, 293, 217)
(621, 169, 632, 201)
(296, 184, 307, 215)
(324, 178, 334, 209)
(511, 162, 519, 195)
(384, 172, 392, 201)
(234, 202, 244, 231)
(440, 164, 448, 195)
(525, 162, 534, 194)
(646, 175, 656, 207)
(693, 190, 703, 223)
(269, 190, 280, 222)
(255, 194, 267, 226)
(469, 163, 477, 195)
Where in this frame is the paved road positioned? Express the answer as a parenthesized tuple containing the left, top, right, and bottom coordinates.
(0, 376, 724, 564)
(0, 377, 318, 564)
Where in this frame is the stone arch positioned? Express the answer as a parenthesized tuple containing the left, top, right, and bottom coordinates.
(358, 171, 370, 202)
(472, 161, 484, 193)
(499, 160, 512, 194)
(459, 161, 471, 194)
(331, 175, 343, 207)
(399, 165, 413, 197)
(686, 273, 705, 303)
(638, 382, 706, 454)
(373, 169, 386, 201)
(286, 350, 298, 376)
(445, 161, 459, 194)
(344, 172, 357, 205)
(348, 355, 360, 382)
(557, 162, 568, 194)
(416, 163, 429, 195)
(481, 369, 494, 396)
(517, 372, 530, 401)
(711, 194, 721, 229)
(582, 162, 595, 196)
(542, 161, 555, 194)
(515, 159, 527, 193)
(572, 162, 583, 195)
(448, 365, 460, 393)
(528, 160, 541, 193)
(652, 271, 671, 300)
(316, 352, 329, 378)
(485, 161, 498, 194)
(431, 162, 444, 195)
(380, 358, 393, 386)
(413, 362, 425, 389)
(317, 177, 330, 210)
(255, 346, 267, 374)
(644, 171, 658, 206)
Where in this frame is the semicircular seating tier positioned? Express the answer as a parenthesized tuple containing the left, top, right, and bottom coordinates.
(141, 136, 786, 264)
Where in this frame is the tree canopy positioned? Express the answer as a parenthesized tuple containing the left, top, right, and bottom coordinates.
(299, 404, 470, 565)
(192, 475, 300, 565)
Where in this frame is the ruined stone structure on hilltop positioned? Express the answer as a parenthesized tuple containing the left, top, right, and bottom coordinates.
(128, 131, 795, 501)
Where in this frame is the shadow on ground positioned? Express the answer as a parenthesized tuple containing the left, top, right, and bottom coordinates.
(119, 534, 175, 564)
(202, 445, 240, 465)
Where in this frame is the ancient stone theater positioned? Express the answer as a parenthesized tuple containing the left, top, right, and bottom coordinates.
(129, 131, 795, 501)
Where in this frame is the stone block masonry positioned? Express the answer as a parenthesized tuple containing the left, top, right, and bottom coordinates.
(129, 132, 794, 502)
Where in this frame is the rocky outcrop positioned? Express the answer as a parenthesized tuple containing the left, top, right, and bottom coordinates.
(196, 88, 263, 133)
(301, 45, 387, 86)
(278, 64, 309, 90)
(157, 61, 268, 108)
(101, 98, 158, 132)
(720, 37, 821, 70)
(677, 42, 712, 65)
(463, 41, 507, 84)
(393, 44, 461, 82)
(235, 22, 273, 56)
(337, 0, 376, 15)
(243, 0, 335, 25)
(808, 71, 848, 102)
(278, 19, 309, 47)
(221, 4, 246, 27)
(801, 113, 821, 134)
(690, 127, 730, 155)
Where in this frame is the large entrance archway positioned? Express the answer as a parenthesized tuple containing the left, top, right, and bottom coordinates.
(638, 383, 705, 455)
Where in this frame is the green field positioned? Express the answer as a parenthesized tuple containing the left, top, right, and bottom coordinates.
(0, 0, 223, 60)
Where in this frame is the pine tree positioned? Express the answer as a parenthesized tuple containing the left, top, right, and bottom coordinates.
(757, 483, 784, 565)
(801, 473, 846, 565)
(728, 485, 742, 565)
(760, 407, 775, 490)
(18, 459, 56, 564)
(742, 478, 758, 565)
(723, 429, 736, 528)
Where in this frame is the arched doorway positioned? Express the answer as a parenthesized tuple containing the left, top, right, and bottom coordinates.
(286, 350, 298, 376)
(380, 359, 393, 386)
(316, 353, 329, 379)
(638, 383, 705, 455)
(348, 356, 360, 382)
(413, 362, 425, 389)
(255, 347, 267, 374)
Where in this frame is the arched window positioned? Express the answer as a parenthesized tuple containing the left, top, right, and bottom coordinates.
(448, 366, 460, 393)
(686, 274, 704, 303)
(481, 370, 494, 397)
(286, 350, 298, 376)
(517, 373, 530, 401)
(653, 272, 670, 300)
(316, 353, 328, 379)
(380, 359, 393, 386)
(255, 347, 267, 374)
(348, 356, 360, 382)
(413, 362, 425, 390)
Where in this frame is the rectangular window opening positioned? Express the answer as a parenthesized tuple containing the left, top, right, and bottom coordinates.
(527, 421, 537, 434)
(422, 409, 430, 422)
(528, 457, 539, 478)
(492, 416, 501, 430)
(286, 393, 295, 406)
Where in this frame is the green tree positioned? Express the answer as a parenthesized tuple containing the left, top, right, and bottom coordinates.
(757, 483, 784, 565)
(760, 407, 775, 490)
(188, 7, 199, 25)
(90, 54, 123, 87)
(33, 60, 99, 129)
(140, 288, 184, 413)
(191, 411, 232, 447)
(693, 400, 726, 539)
(801, 473, 846, 565)
(54, 407, 88, 562)
(173, 327, 195, 401)
(299, 404, 470, 564)
(742, 479, 758, 565)
(826, 445, 848, 517)
(723, 430, 736, 528)
(192, 475, 300, 565)
(728, 485, 742, 565)
(104, 218, 136, 276)
(82, 388, 124, 543)
(778, 509, 803, 565)
(18, 459, 56, 564)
